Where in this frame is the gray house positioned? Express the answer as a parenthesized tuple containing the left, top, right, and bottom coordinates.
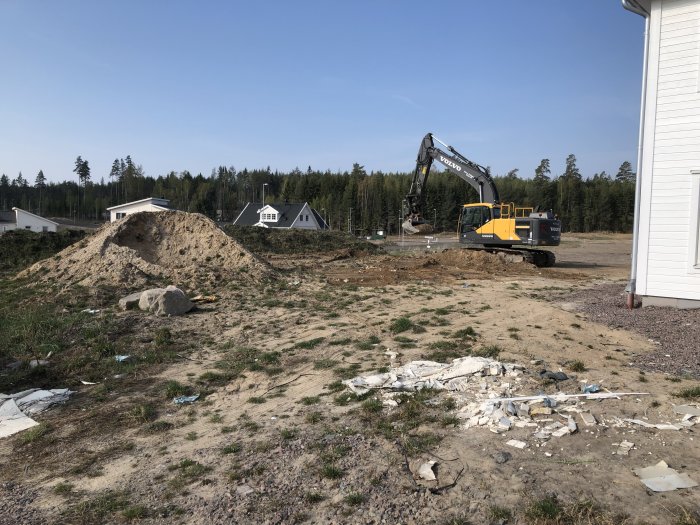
(233, 202, 328, 230)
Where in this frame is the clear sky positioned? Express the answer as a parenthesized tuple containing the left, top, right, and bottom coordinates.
(0, 1, 645, 184)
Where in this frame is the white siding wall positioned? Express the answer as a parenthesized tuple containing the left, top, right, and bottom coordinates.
(291, 205, 321, 230)
(109, 203, 168, 222)
(1, 223, 17, 233)
(15, 210, 57, 233)
(638, 0, 700, 300)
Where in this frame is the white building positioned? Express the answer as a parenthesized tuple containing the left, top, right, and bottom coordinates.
(232, 202, 329, 230)
(624, 0, 700, 308)
(106, 198, 172, 223)
(0, 208, 58, 234)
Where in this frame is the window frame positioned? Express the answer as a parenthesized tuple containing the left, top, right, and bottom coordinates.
(690, 170, 700, 271)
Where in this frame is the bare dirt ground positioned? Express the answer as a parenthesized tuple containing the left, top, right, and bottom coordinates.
(1, 228, 699, 525)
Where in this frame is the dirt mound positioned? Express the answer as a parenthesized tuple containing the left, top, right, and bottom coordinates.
(432, 248, 538, 275)
(19, 211, 273, 290)
(323, 248, 538, 286)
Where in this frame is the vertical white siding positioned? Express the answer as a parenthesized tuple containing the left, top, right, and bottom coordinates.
(14, 209, 57, 233)
(639, 0, 700, 300)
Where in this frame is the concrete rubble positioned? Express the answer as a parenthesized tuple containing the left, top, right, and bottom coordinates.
(0, 389, 73, 439)
(345, 356, 700, 448)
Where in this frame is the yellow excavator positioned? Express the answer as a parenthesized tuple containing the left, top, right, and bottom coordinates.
(402, 133, 560, 267)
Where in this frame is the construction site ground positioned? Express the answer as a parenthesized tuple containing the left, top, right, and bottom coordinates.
(1, 222, 699, 525)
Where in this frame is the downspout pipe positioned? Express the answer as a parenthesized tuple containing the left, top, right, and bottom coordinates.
(622, 0, 650, 309)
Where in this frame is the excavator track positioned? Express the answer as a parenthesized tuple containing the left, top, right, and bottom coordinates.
(462, 245, 556, 268)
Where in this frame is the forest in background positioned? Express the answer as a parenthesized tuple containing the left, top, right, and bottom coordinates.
(0, 154, 636, 234)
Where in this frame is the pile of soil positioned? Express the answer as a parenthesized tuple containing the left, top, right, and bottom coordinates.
(225, 225, 382, 255)
(324, 249, 538, 286)
(19, 211, 273, 290)
(432, 248, 539, 275)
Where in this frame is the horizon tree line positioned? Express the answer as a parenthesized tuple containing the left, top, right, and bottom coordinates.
(0, 155, 636, 234)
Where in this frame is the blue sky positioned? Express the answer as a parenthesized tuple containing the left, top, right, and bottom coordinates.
(0, 1, 644, 184)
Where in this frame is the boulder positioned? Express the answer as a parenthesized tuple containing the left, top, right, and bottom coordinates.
(137, 286, 193, 316)
(118, 291, 143, 310)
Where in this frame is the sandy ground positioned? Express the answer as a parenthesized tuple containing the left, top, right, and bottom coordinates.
(1, 232, 699, 524)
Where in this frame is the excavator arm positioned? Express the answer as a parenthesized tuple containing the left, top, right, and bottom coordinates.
(403, 133, 499, 232)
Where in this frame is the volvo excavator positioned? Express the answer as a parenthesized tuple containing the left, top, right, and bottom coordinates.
(402, 133, 561, 267)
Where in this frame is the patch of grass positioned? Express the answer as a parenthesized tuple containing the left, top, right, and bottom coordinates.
(314, 359, 339, 369)
(53, 482, 75, 496)
(326, 380, 345, 392)
(294, 337, 325, 349)
(280, 428, 297, 440)
(568, 360, 586, 373)
(300, 396, 320, 405)
(329, 337, 353, 346)
(185, 431, 198, 441)
(473, 345, 501, 359)
(305, 492, 325, 504)
(320, 464, 344, 479)
(673, 386, 700, 400)
(488, 505, 512, 521)
(222, 443, 242, 454)
(164, 380, 191, 399)
(167, 459, 212, 483)
(197, 371, 232, 386)
(62, 490, 131, 523)
(361, 397, 383, 414)
(127, 404, 157, 424)
(145, 420, 174, 433)
(306, 411, 323, 424)
(247, 396, 266, 404)
(122, 505, 149, 520)
(344, 492, 365, 505)
(390, 317, 414, 334)
(452, 327, 477, 339)
(525, 494, 562, 520)
(17, 423, 52, 445)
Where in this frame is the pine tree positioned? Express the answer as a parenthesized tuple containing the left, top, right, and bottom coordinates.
(35, 170, 47, 214)
(616, 161, 635, 182)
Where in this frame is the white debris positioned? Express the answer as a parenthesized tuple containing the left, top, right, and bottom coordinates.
(633, 460, 698, 492)
(614, 440, 634, 456)
(506, 439, 527, 449)
(0, 389, 73, 439)
(343, 356, 522, 394)
(624, 419, 681, 431)
(673, 405, 700, 417)
(416, 461, 437, 481)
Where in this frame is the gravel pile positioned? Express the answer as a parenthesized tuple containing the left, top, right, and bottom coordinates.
(564, 283, 700, 378)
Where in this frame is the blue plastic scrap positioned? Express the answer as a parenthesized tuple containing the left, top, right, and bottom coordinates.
(114, 355, 131, 363)
(173, 394, 199, 405)
(581, 384, 601, 394)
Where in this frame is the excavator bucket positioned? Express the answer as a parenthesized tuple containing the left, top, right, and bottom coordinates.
(402, 219, 433, 235)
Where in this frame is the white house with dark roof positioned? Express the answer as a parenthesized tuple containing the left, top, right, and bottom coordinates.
(0, 207, 58, 234)
(623, 0, 700, 308)
(106, 197, 172, 223)
(232, 202, 328, 230)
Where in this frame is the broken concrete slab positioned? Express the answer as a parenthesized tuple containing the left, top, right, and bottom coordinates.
(580, 412, 597, 426)
(0, 399, 39, 439)
(614, 440, 634, 456)
(506, 439, 527, 449)
(633, 460, 698, 492)
(673, 405, 700, 417)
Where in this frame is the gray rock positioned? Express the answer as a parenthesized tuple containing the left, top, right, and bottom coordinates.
(118, 291, 143, 310)
(492, 451, 512, 464)
(138, 286, 193, 316)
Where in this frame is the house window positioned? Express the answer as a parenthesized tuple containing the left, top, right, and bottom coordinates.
(25, 226, 31, 230)
(305, 215, 309, 221)
(116, 212, 127, 219)
(262, 213, 277, 222)
(691, 170, 700, 269)
(42, 226, 48, 232)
